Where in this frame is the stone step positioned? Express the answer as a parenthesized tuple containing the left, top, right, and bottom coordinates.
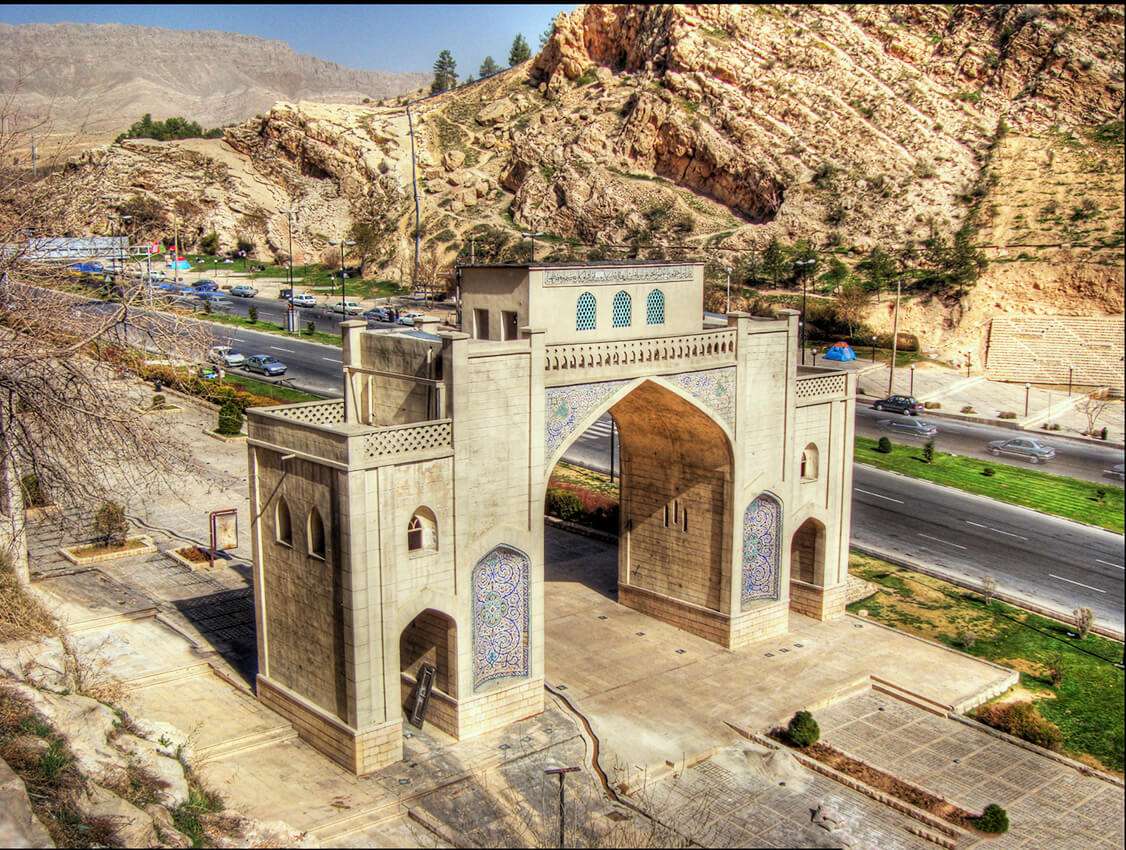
(193, 724, 299, 764)
(64, 605, 160, 633)
(124, 661, 212, 689)
(869, 676, 951, 717)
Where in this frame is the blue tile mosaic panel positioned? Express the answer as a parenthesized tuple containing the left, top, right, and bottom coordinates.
(472, 545, 531, 690)
(669, 368, 736, 431)
(545, 379, 629, 460)
(742, 493, 781, 602)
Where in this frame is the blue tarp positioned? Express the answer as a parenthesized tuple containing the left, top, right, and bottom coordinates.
(823, 341, 857, 362)
(167, 259, 192, 270)
(69, 261, 104, 273)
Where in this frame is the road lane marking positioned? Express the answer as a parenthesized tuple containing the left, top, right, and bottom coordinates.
(1096, 559, 1124, 570)
(322, 357, 341, 362)
(269, 346, 294, 353)
(917, 533, 967, 550)
(1049, 574, 1106, 593)
(855, 488, 904, 504)
(965, 520, 1028, 540)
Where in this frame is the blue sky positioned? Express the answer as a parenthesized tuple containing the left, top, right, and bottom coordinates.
(0, 4, 574, 75)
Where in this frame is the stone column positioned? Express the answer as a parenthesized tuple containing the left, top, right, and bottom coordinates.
(340, 320, 366, 424)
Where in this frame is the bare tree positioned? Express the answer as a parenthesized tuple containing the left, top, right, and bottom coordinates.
(0, 98, 208, 578)
(835, 277, 870, 338)
(1075, 392, 1110, 436)
(348, 174, 407, 277)
(981, 575, 998, 606)
(1073, 606, 1094, 639)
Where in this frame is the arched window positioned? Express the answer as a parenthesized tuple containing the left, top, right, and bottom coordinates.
(646, 289, 665, 325)
(576, 292, 597, 331)
(801, 443, 820, 481)
(307, 506, 326, 559)
(407, 506, 438, 552)
(275, 497, 292, 547)
(612, 290, 632, 327)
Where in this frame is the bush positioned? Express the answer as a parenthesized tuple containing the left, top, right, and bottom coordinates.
(961, 405, 976, 414)
(787, 710, 820, 748)
(19, 474, 50, 509)
(998, 411, 1018, 419)
(247, 306, 258, 323)
(1099, 426, 1108, 440)
(1073, 606, 1094, 638)
(199, 231, 220, 254)
(546, 489, 584, 523)
(304, 320, 316, 336)
(236, 236, 255, 255)
(922, 439, 935, 463)
(876, 436, 892, 454)
(217, 401, 244, 436)
(924, 401, 942, 409)
(973, 701, 1062, 751)
(982, 466, 995, 477)
(973, 804, 1009, 834)
(151, 393, 166, 409)
(956, 629, 976, 649)
(93, 501, 129, 548)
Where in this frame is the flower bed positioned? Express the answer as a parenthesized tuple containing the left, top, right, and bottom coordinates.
(59, 536, 157, 566)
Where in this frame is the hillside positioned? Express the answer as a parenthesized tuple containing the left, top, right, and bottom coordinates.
(39, 4, 1125, 355)
(0, 22, 428, 146)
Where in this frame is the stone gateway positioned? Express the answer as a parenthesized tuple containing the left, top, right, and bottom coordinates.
(246, 261, 856, 774)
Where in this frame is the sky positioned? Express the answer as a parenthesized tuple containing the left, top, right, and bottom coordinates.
(0, 4, 574, 76)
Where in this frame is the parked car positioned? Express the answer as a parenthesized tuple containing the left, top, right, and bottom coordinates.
(278, 288, 294, 300)
(878, 418, 938, 438)
(244, 355, 287, 376)
(197, 292, 230, 306)
(229, 284, 258, 298)
(872, 395, 924, 416)
(207, 346, 245, 368)
(291, 293, 317, 308)
(331, 299, 363, 315)
(156, 280, 180, 292)
(397, 311, 424, 326)
(193, 279, 219, 292)
(362, 307, 393, 323)
(987, 438, 1056, 464)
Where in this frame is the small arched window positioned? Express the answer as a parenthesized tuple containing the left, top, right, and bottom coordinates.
(407, 506, 438, 553)
(307, 506, 326, 559)
(646, 289, 665, 325)
(275, 497, 292, 547)
(576, 292, 597, 331)
(801, 443, 820, 481)
(612, 290, 632, 327)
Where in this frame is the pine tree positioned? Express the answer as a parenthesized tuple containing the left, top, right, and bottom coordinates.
(760, 237, 788, 288)
(430, 50, 458, 95)
(479, 56, 500, 78)
(508, 34, 531, 67)
(539, 21, 556, 47)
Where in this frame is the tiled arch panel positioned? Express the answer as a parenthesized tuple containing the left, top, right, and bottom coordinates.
(742, 492, 782, 602)
(472, 545, 531, 690)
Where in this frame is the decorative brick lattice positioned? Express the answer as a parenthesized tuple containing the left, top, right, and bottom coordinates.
(612, 290, 632, 327)
(575, 291, 597, 331)
(270, 400, 345, 426)
(742, 493, 781, 602)
(795, 373, 846, 403)
(646, 289, 665, 325)
(669, 368, 736, 431)
(472, 545, 530, 690)
(545, 380, 629, 459)
(544, 329, 736, 377)
(363, 420, 452, 461)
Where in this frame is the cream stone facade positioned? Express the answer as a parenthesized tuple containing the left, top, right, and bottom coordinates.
(245, 261, 856, 775)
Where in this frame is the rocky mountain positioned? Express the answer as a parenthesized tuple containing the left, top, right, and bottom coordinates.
(0, 22, 428, 142)
(42, 4, 1125, 354)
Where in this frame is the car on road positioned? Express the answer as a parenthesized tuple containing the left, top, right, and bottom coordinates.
(192, 279, 220, 292)
(363, 307, 393, 323)
(1107, 463, 1125, 481)
(207, 346, 245, 368)
(229, 284, 258, 298)
(873, 395, 924, 416)
(244, 354, 287, 377)
(291, 293, 317, 308)
(878, 418, 938, 438)
(397, 311, 424, 326)
(331, 299, 363, 315)
(987, 437, 1056, 464)
(197, 292, 230, 306)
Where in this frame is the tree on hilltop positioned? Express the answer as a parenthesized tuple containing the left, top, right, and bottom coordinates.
(430, 50, 458, 95)
(479, 56, 500, 78)
(508, 34, 531, 67)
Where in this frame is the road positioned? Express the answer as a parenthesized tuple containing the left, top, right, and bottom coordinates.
(856, 403, 1124, 484)
(566, 414, 1125, 632)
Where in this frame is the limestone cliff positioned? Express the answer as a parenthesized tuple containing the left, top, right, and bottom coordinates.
(46, 4, 1125, 352)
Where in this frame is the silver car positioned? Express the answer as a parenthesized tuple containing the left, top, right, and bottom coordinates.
(987, 437, 1055, 464)
(207, 345, 245, 368)
(878, 418, 938, 438)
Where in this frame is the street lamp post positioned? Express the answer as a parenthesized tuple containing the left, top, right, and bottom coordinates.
(794, 257, 816, 365)
(723, 265, 732, 314)
(1067, 365, 1073, 398)
(283, 210, 298, 332)
(521, 231, 545, 263)
(909, 365, 915, 397)
(1024, 382, 1031, 418)
(332, 239, 356, 316)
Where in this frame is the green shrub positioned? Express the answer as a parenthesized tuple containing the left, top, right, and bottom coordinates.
(199, 231, 220, 254)
(93, 501, 129, 548)
(876, 436, 892, 454)
(998, 411, 1018, 419)
(973, 701, 1062, 751)
(982, 466, 995, 477)
(546, 489, 584, 523)
(923, 439, 935, 464)
(961, 405, 976, 414)
(973, 803, 1009, 834)
(217, 401, 244, 436)
(304, 320, 316, 336)
(247, 306, 258, 323)
(1099, 426, 1108, 440)
(19, 474, 50, 508)
(151, 393, 166, 409)
(786, 710, 820, 748)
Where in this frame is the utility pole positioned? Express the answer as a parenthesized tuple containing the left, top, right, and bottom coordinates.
(544, 766, 580, 848)
(522, 231, 545, 263)
(723, 265, 732, 314)
(887, 278, 901, 396)
(284, 210, 297, 332)
(405, 102, 421, 289)
(794, 257, 816, 366)
(172, 215, 181, 285)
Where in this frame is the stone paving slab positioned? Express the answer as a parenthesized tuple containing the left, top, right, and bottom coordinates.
(815, 691, 1125, 849)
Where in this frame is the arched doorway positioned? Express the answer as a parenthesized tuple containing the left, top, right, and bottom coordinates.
(790, 518, 826, 587)
(544, 378, 734, 643)
(399, 608, 458, 738)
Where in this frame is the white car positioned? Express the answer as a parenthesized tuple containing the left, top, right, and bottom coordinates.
(207, 346, 245, 367)
(291, 293, 317, 308)
(332, 300, 363, 315)
(397, 311, 424, 326)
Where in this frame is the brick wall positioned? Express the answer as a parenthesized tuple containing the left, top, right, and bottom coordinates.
(789, 581, 847, 621)
(457, 678, 544, 739)
(730, 599, 789, 648)
(399, 610, 456, 696)
(400, 674, 459, 738)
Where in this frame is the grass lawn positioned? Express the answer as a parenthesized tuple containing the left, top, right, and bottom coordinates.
(849, 552, 1125, 774)
(221, 374, 324, 405)
(185, 256, 407, 299)
(855, 436, 1124, 533)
